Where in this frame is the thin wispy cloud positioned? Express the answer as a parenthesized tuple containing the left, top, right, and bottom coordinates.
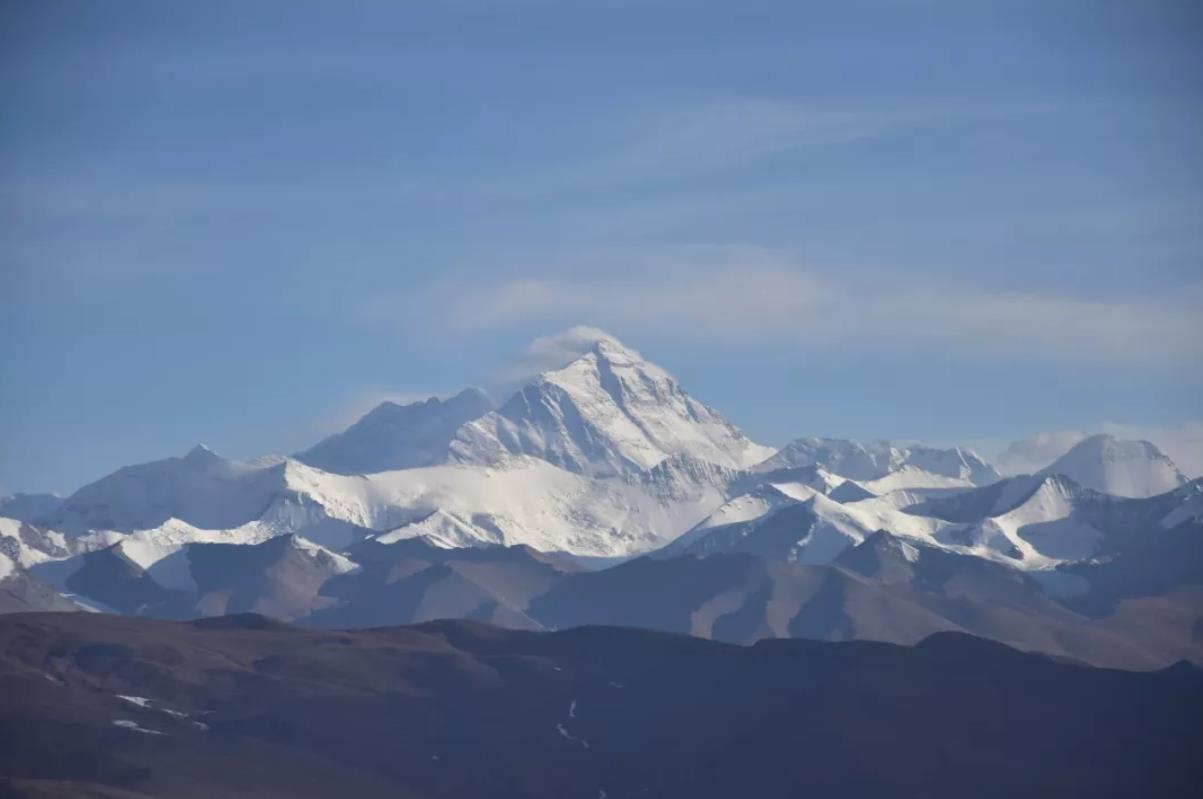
(0, 94, 1077, 241)
(968, 421, 1203, 478)
(387, 250, 1203, 365)
(516, 99, 882, 193)
(453, 96, 1064, 202)
(486, 326, 614, 394)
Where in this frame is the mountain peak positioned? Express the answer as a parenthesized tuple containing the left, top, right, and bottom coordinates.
(450, 331, 772, 477)
(529, 331, 657, 386)
(588, 332, 642, 361)
(1040, 434, 1186, 498)
(182, 444, 221, 463)
(487, 327, 641, 400)
(363, 387, 490, 416)
(296, 388, 494, 475)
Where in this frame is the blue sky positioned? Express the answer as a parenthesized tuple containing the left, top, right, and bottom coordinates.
(2, 0, 1201, 493)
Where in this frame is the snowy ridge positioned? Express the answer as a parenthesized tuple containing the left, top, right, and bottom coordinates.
(754, 437, 998, 486)
(671, 471, 1166, 570)
(860, 466, 980, 494)
(297, 388, 494, 474)
(1160, 478, 1203, 529)
(39, 446, 735, 559)
(929, 475, 1101, 567)
(344, 456, 725, 556)
(38, 445, 290, 536)
(0, 517, 73, 568)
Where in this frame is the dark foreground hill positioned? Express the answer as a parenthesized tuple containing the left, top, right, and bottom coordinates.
(0, 612, 1200, 799)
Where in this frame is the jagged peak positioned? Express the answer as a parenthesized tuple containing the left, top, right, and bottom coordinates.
(364, 397, 435, 417)
(909, 443, 992, 467)
(368, 387, 492, 416)
(1013, 472, 1081, 503)
(285, 534, 359, 570)
(1036, 471, 1083, 491)
(535, 332, 668, 391)
(453, 329, 771, 476)
(646, 451, 737, 477)
(182, 444, 222, 463)
(588, 333, 648, 365)
(985, 472, 1084, 516)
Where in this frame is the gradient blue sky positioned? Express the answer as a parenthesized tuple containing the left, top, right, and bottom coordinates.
(2, 0, 1202, 493)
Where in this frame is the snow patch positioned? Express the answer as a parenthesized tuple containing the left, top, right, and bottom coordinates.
(117, 695, 152, 708)
(556, 722, 589, 748)
(112, 719, 165, 736)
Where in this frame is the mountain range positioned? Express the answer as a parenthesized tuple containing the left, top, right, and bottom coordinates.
(1, 330, 1199, 671)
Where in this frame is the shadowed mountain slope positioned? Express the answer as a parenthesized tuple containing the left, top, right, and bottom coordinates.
(296, 389, 495, 474)
(0, 613, 1200, 799)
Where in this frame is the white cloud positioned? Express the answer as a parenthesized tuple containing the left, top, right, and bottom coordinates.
(989, 430, 1092, 475)
(426, 255, 830, 343)
(978, 422, 1203, 478)
(453, 96, 1062, 202)
(391, 250, 1203, 364)
(486, 326, 615, 398)
(525, 100, 882, 194)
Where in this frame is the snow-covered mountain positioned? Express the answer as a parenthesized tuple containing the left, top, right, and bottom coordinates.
(1038, 433, 1187, 498)
(331, 456, 726, 556)
(8, 326, 1203, 658)
(0, 517, 72, 568)
(20, 331, 1193, 570)
(666, 485, 951, 564)
(33, 442, 729, 558)
(752, 437, 899, 480)
(668, 471, 1198, 571)
(296, 388, 494, 474)
(0, 555, 80, 613)
(0, 517, 89, 613)
(753, 437, 999, 487)
(903, 445, 1001, 485)
(450, 335, 774, 477)
(38, 445, 293, 536)
(23, 333, 1008, 569)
